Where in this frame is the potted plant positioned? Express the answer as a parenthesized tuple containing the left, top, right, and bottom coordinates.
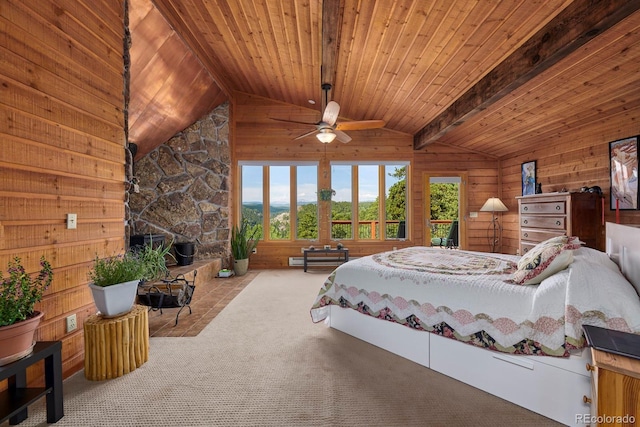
(230, 220, 259, 276)
(89, 238, 174, 318)
(318, 188, 336, 201)
(0, 256, 53, 365)
(134, 239, 174, 282)
(88, 251, 145, 318)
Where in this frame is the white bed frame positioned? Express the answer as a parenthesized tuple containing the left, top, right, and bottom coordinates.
(326, 222, 640, 427)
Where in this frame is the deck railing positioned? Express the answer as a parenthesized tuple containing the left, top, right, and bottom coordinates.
(330, 219, 453, 240)
(330, 219, 404, 239)
(430, 220, 454, 239)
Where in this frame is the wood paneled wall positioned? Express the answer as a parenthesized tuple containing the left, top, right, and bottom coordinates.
(233, 92, 500, 267)
(500, 122, 640, 255)
(0, 0, 126, 382)
(414, 145, 500, 252)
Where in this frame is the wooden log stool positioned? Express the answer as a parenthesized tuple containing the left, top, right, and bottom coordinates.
(83, 304, 149, 381)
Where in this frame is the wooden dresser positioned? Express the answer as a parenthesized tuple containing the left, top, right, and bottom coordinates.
(586, 348, 640, 426)
(516, 192, 602, 255)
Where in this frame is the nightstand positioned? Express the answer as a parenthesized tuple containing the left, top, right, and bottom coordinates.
(585, 342, 640, 425)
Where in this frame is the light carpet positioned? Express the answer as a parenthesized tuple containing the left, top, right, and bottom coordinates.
(6, 270, 560, 426)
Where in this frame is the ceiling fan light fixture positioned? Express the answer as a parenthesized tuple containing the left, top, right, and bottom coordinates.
(316, 129, 336, 143)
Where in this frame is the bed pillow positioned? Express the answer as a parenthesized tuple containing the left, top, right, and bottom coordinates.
(513, 236, 582, 285)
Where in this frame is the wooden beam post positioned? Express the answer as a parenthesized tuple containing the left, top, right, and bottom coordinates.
(321, 0, 344, 102)
(414, 0, 640, 150)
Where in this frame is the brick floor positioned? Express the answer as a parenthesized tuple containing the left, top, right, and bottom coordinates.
(145, 270, 261, 337)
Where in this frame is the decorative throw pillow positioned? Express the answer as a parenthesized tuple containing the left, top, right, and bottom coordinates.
(513, 236, 582, 285)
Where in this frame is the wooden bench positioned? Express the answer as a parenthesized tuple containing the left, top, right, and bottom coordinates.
(303, 248, 349, 272)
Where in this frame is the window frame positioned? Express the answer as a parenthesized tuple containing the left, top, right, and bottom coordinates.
(238, 161, 319, 242)
(237, 160, 410, 243)
(330, 161, 410, 242)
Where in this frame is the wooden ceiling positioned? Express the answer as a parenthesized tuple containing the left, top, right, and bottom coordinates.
(128, 0, 640, 158)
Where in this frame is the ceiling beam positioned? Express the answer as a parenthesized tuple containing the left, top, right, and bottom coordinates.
(414, 0, 640, 150)
(321, 0, 344, 104)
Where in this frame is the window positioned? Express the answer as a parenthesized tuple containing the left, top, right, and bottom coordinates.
(358, 165, 378, 239)
(239, 162, 318, 241)
(297, 165, 318, 239)
(331, 164, 352, 239)
(269, 166, 290, 240)
(238, 161, 408, 242)
(241, 165, 264, 239)
(331, 162, 409, 241)
(385, 165, 407, 239)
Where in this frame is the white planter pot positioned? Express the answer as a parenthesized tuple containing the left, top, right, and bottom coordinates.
(89, 279, 140, 317)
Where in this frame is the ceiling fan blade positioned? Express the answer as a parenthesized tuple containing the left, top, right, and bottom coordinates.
(293, 129, 320, 140)
(322, 101, 340, 126)
(270, 117, 318, 126)
(335, 120, 385, 131)
(334, 129, 352, 144)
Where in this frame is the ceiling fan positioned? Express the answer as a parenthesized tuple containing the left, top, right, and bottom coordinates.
(271, 83, 385, 144)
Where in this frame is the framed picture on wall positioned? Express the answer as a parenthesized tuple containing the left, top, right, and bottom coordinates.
(521, 160, 536, 196)
(609, 136, 639, 210)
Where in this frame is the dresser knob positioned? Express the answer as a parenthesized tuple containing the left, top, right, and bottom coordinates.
(586, 363, 595, 372)
(523, 220, 528, 224)
(523, 233, 528, 238)
(556, 221, 561, 226)
(556, 205, 561, 210)
(583, 395, 592, 404)
(524, 206, 528, 211)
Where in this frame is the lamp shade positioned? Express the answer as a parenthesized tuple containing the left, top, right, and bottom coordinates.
(316, 129, 336, 143)
(480, 197, 508, 212)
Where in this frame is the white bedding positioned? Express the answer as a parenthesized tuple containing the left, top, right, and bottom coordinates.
(310, 246, 640, 356)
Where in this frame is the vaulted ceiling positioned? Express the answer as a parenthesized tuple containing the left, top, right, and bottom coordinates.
(128, 0, 640, 159)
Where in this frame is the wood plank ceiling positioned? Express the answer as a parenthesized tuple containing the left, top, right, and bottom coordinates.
(128, 0, 640, 158)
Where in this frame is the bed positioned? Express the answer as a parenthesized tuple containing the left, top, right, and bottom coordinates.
(310, 222, 640, 426)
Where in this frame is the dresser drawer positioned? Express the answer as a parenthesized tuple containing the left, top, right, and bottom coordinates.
(520, 229, 565, 243)
(520, 215, 565, 230)
(520, 201, 566, 215)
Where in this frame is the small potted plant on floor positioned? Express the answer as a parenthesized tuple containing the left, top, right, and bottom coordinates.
(231, 220, 259, 276)
(0, 256, 53, 365)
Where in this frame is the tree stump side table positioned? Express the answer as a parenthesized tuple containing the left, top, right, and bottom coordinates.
(83, 304, 149, 381)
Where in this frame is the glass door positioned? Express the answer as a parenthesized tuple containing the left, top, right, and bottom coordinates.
(423, 173, 466, 248)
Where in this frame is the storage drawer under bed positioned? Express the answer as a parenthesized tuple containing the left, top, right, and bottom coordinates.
(429, 333, 591, 426)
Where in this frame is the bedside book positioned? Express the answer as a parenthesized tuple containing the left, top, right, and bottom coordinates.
(583, 324, 640, 361)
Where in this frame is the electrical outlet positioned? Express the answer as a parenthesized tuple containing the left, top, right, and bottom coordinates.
(252, 248, 257, 254)
(66, 314, 77, 333)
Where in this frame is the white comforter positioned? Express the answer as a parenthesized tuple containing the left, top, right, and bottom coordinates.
(310, 246, 640, 356)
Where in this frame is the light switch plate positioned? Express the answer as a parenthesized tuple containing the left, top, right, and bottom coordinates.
(66, 213, 77, 229)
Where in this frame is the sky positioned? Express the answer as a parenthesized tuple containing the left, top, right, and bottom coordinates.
(241, 164, 404, 205)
